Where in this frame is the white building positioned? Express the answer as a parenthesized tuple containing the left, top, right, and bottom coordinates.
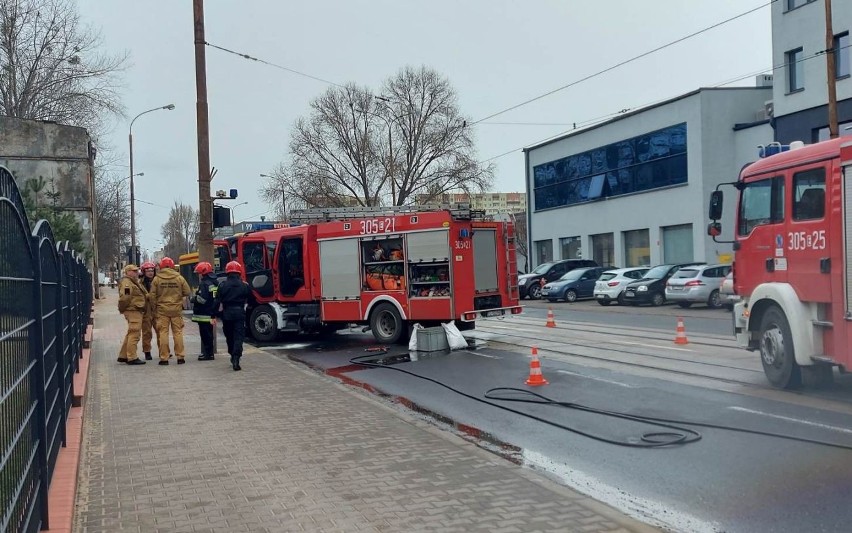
(772, 0, 852, 143)
(524, 87, 772, 269)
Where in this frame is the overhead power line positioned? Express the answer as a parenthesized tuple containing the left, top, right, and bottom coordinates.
(205, 41, 347, 88)
(471, 0, 778, 126)
(479, 40, 850, 164)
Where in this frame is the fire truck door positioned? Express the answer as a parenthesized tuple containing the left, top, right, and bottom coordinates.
(239, 238, 275, 300)
(787, 166, 831, 302)
(736, 175, 787, 290)
(276, 236, 307, 298)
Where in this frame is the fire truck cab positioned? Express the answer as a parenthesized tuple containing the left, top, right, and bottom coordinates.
(708, 137, 852, 389)
(229, 204, 522, 344)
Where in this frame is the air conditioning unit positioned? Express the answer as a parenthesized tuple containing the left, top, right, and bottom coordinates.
(756, 100, 774, 121)
(755, 74, 774, 87)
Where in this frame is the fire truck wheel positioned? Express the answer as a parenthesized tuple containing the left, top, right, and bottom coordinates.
(759, 306, 802, 389)
(250, 305, 278, 343)
(370, 303, 403, 344)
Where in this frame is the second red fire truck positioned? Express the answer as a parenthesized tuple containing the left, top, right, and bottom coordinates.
(221, 204, 522, 343)
(709, 137, 852, 389)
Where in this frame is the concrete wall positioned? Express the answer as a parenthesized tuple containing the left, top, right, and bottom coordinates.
(0, 116, 98, 278)
(525, 88, 772, 270)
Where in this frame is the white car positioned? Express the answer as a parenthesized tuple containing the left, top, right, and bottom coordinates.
(593, 267, 649, 306)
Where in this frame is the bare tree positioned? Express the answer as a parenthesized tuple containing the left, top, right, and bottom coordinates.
(161, 202, 198, 260)
(261, 66, 493, 212)
(0, 0, 127, 135)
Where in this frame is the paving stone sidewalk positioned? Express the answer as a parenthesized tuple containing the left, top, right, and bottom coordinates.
(74, 292, 658, 533)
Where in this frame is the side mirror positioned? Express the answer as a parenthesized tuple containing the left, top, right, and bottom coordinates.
(707, 222, 722, 237)
(708, 191, 723, 221)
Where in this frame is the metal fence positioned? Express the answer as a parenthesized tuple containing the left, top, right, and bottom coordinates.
(0, 166, 92, 532)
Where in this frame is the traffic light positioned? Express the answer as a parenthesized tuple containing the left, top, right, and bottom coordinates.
(213, 205, 231, 228)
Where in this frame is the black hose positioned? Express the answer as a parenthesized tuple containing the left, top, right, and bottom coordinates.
(351, 351, 852, 451)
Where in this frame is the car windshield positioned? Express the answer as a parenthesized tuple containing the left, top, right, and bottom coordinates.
(599, 272, 617, 281)
(531, 262, 553, 275)
(644, 265, 671, 279)
(673, 269, 699, 279)
(559, 270, 584, 281)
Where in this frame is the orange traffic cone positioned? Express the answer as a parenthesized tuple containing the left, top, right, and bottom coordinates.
(525, 346, 549, 386)
(674, 317, 689, 345)
(545, 307, 556, 328)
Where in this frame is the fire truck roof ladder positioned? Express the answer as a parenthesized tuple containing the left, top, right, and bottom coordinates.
(289, 203, 485, 224)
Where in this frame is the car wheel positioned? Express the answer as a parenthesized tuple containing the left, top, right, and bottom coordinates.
(651, 292, 665, 307)
(370, 302, 404, 344)
(597, 299, 611, 306)
(707, 289, 722, 309)
(528, 284, 542, 300)
(759, 306, 801, 389)
(617, 292, 626, 305)
(564, 289, 577, 303)
(677, 302, 692, 309)
(249, 305, 278, 342)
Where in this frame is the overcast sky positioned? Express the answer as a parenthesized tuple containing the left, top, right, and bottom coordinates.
(76, 0, 772, 254)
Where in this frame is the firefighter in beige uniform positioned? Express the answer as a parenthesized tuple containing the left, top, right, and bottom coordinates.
(117, 264, 147, 365)
(149, 257, 191, 365)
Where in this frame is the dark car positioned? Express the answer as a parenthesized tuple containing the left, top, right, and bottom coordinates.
(621, 262, 706, 306)
(518, 259, 599, 299)
(542, 267, 607, 302)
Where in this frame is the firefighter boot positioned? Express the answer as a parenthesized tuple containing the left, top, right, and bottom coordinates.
(144, 351, 152, 360)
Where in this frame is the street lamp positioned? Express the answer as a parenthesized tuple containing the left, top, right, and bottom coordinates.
(231, 201, 248, 225)
(260, 173, 287, 220)
(129, 104, 175, 264)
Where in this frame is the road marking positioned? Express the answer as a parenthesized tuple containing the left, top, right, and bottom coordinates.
(728, 407, 852, 435)
(263, 343, 312, 350)
(555, 370, 633, 388)
(486, 325, 535, 333)
(607, 339, 693, 352)
(465, 350, 500, 359)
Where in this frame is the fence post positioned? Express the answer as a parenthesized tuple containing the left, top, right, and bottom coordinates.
(29, 236, 51, 529)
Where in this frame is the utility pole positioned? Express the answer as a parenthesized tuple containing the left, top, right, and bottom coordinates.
(825, 0, 838, 139)
(193, 0, 214, 263)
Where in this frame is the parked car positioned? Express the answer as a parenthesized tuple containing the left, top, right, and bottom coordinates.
(542, 266, 607, 302)
(719, 271, 739, 310)
(622, 262, 706, 306)
(664, 264, 732, 309)
(518, 259, 598, 299)
(593, 267, 649, 306)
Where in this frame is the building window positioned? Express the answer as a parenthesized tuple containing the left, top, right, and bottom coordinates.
(623, 229, 650, 267)
(662, 224, 693, 264)
(786, 0, 816, 10)
(786, 48, 804, 92)
(815, 120, 852, 142)
(535, 239, 553, 265)
(836, 32, 850, 78)
(560, 236, 582, 260)
(590, 233, 614, 268)
(532, 123, 687, 211)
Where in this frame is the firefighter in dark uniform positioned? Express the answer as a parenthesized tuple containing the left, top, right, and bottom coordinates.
(191, 261, 219, 361)
(218, 261, 250, 371)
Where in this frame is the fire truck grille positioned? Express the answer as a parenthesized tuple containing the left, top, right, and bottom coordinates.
(474, 295, 502, 310)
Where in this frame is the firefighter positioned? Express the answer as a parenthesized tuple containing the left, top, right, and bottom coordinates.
(149, 257, 191, 365)
(191, 261, 219, 361)
(139, 261, 159, 360)
(117, 264, 147, 365)
(218, 261, 250, 371)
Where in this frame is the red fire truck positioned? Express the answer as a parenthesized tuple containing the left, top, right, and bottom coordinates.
(225, 204, 522, 343)
(708, 137, 852, 389)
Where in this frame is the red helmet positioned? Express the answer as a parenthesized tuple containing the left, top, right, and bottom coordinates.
(159, 257, 175, 269)
(225, 261, 243, 274)
(194, 261, 213, 275)
(140, 261, 156, 270)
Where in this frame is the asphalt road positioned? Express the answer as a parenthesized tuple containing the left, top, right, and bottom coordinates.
(253, 318, 852, 533)
(521, 298, 733, 337)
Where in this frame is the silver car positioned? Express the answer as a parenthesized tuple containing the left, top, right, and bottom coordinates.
(593, 267, 649, 306)
(664, 264, 732, 309)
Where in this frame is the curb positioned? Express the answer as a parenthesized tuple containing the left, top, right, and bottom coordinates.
(45, 315, 94, 532)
